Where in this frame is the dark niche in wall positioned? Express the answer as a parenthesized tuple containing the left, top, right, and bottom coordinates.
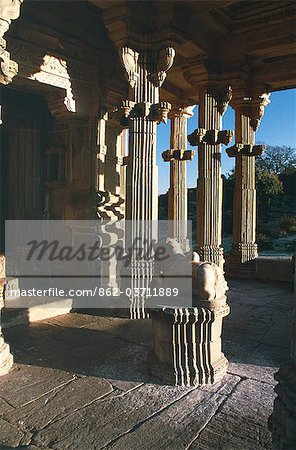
(46, 145, 66, 187)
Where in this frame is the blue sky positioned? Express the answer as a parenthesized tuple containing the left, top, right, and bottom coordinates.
(157, 89, 296, 194)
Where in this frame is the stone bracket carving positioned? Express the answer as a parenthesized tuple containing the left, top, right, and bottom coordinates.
(0, 47, 18, 84)
(249, 93, 271, 131)
(226, 143, 265, 157)
(121, 46, 175, 89)
(121, 47, 139, 88)
(120, 100, 171, 125)
(147, 47, 175, 88)
(188, 128, 233, 146)
(162, 149, 195, 162)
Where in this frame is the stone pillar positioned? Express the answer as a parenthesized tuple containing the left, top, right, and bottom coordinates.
(95, 108, 126, 292)
(0, 255, 13, 376)
(226, 92, 270, 277)
(269, 257, 296, 449)
(188, 85, 233, 269)
(0, 0, 24, 376)
(162, 106, 195, 253)
(120, 47, 175, 318)
(96, 108, 126, 221)
(0, 0, 24, 122)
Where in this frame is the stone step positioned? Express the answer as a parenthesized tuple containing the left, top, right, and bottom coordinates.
(2, 296, 73, 329)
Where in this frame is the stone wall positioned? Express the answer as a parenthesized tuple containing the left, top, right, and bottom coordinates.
(256, 256, 294, 283)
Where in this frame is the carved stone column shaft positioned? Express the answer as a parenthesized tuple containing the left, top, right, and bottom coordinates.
(0, 0, 24, 376)
(0, 255, 13, 376)
(120, 47, 174, 318)
(227, 93, 270, 274)
(188, 85, 233, 268)
(163, 107, 194, 252)
(233, 109, 257, 262)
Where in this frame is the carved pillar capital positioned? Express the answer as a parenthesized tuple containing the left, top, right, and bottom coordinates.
(119, 47, 175, 127)
(0, 0, 24, 39)
(169, 105, 195, 120)
(0, 1, 24, 125)
(231, 91, 271, 131)
(121, 46, 175, 89)
(182, 57, 232, 115)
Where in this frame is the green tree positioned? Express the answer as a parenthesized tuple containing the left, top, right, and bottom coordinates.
(256, 145, 296, 174)
(256, 171, 283, 213)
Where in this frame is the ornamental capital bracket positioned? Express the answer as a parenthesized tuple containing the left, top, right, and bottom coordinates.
(231, 92, 271, 131)
(121, 46, 175, 89)
(162, 149, 195, 162)
(226, 143, 265, 158)
(188, 129, 233, 146)
(119, 100, 171, 125)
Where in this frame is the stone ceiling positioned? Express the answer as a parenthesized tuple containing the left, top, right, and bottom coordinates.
(90, 0, 296, 104)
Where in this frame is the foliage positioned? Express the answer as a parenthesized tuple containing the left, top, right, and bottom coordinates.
(279, 166, 296, 197)
(277, 215, 296, 234)
(256, 145, 296, 175)
(256, 170, 283, 209)
(256, 233, 273, 250)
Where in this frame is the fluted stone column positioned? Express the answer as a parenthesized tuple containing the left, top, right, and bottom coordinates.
(0, 0, 24, 376)
(0, 256, 13, 376)
(188, 85, 233, 269)
(120, 47, 175, 318)
(269, 257, 296, 449)
(0, 0, 23, 123)
(162, 106, 195, 252)
(226, 93, 270, 277)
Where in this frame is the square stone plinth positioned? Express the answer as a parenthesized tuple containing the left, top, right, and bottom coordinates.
(149, 304, 230, 386)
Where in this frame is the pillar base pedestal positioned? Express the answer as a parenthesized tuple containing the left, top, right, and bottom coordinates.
(269, 364, 296, 450)
(226, 243, 258, 279)
(149, 302, 229, 386)
(196, 245, 224, 269)
(0, 336, 13, 376)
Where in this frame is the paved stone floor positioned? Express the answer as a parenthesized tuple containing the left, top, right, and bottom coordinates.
(0, 280, 294, 450)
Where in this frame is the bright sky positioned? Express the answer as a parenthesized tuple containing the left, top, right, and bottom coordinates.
(157, 89, 296, 194)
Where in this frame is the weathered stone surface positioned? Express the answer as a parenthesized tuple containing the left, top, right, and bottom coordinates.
(81, 316, 153, 347)
(0, 364, 75, 408)
(3, 376, 113, 432)
(108, 376, 240, 450)
(0, 417, 24, 448)
(32, 384, 192, 449)
(0, 397, 14, 416)
(0, 280, 291, 449)
(190, 379, 275, 450)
